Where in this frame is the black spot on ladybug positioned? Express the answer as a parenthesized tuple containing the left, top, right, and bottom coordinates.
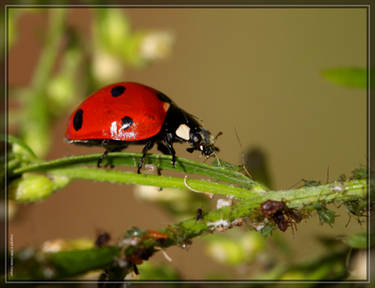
(121, 116, 133, 130)
(111, 86, 126, 97)
(73, 109, 83, 131)
(157, 92, 172, 103)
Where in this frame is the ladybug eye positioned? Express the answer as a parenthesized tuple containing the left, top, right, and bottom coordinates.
(192, 134, 201, 144)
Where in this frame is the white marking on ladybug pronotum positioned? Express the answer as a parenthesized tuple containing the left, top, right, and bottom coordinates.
(176, 124, 190, 140)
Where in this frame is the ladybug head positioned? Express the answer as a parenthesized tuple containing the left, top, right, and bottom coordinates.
(186, 128, 220, 157)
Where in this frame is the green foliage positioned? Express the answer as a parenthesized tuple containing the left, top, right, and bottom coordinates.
(7, 9, 18, 49)
(46, 30, 83, 116)
(260, 225, 273, 237)
(19, 9, 66, 158)
(6, 134, 368, 281)
(11, 246, 121, 280)
(344, 232, 373, 249)
(344, 198, 367, 217)
(8, 173, 69, 203)
(350, 167, 367, 180)
(138, 262, 180, 280)
(322, 67, 367, 88)
(204, 231, 265, 265)
(93, 9, 131, 56)
(7, 135, 262, 199)
(280, 251, 348, 280)
(7, 134, 39, 163)
(49, 247, 121, 278)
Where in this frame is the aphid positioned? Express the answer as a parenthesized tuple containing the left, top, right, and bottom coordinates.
(338, 174, 347, 182)
(127, 247, 150, 266)
(260, 200, 285, 216)
(95, 232, 111, 247)
(196, 208, 204, 221)
(302, 179, 321, 187)
(260, 200, 301, 232)
(66, 82, 219, 173)
(231, 218, 244, 226)
(313, 203, 336, 227)
(273, 211, 288, 232)
(145, 230, 168, 241)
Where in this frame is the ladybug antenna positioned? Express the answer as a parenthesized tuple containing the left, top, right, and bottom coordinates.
(234, 128, 253, 179)
(214, 131, 223, 141)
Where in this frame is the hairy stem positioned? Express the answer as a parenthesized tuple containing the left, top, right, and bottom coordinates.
(9, 179, 367, 280)
(10, 152, 265, 190)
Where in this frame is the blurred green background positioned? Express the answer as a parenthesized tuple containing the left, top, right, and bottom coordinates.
(7, 8, 367, 280)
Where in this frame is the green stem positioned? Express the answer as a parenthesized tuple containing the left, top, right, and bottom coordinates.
(9, 179, 367, 280)
(49, 167, 259, 199)
(11, 152, 264, 190)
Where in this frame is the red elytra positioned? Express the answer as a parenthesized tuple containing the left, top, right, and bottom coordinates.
(66, 82, 169, 142)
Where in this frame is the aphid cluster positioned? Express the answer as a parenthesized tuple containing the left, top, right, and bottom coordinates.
(97, 226, 172, 282)
(260, 200, 301, 232)
(123, 228, 170, 273)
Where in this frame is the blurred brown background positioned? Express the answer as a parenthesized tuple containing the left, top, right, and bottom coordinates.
(8, 8, 366, 279)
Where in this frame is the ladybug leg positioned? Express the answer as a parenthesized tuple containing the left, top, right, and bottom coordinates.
(157, 142, 171, 155)
(138, 140, 155, 174)
(165, 141, 176, 168)
(98, 143, 128, 168)
(97, 150, 109, 168)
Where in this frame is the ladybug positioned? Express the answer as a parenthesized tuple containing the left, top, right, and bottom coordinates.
(66, 82, 219, 173)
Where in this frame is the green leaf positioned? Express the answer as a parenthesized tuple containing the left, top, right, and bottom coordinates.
(138, 262, 180, 280)
(6, 134, 39, 162)
(322, 67, 367, 88)
(344, 232, 374, 249)
(351, 167, 367, 180)
(93, 9, 130, 56)
(48, 247, 121, 278)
